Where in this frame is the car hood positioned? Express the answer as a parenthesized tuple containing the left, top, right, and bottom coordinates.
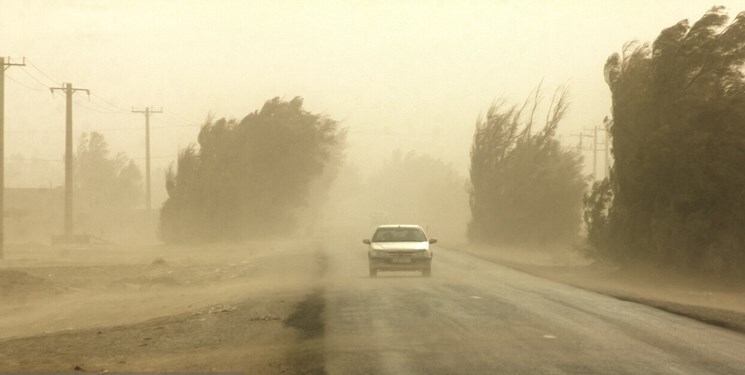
(371, 241, 429, 251)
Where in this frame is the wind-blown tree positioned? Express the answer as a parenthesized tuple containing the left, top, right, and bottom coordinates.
(468, 85, 585, 246)
(75, 131, 143, 210)
(599, 7, 745, 273)
(160, 97, 346, 243)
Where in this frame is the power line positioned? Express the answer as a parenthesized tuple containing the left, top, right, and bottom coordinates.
(132, 155, 174, 160)
(6, 122, 198, 134)
(26, 59, 128, 114)
(15, 58, 202, 127)
(90, 93, 130, 113)
(73, 97, 118, 115)
(81, 96, 120, 113)
(162, 111, 194, 125)
(24, 58, 61, 86)
(19, 66, 56, 89)
(7, 157, 62, 162)
(6, 128, 64, 134)
(156, 121, 200, 128)
(4, 71, 44, 92)
(25, 60, 129, 115)
(7, 155, 175, 162)
(72, 96, 129, 115)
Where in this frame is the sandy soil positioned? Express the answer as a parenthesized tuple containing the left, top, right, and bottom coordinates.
(445, 242, 745, 334)
(0, 240, 326, 373)
(3, 238, 744, 373)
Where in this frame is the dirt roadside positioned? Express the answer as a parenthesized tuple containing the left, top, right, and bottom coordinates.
(0, 241, 327, 374)
(444, 242, 745, 335)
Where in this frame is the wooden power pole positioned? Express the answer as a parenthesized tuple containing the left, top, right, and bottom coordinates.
(0, 57, 26, 259)
(592, 125, 598, 180)
(603, 117, 612, 178)
(132, 106, 162, 212)
(582, 126, 601, 180)
(50, 83, 89, 242)
(571, 132, 593, 152)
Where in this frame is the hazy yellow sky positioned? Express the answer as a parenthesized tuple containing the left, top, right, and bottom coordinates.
(2, 0, 744, 203)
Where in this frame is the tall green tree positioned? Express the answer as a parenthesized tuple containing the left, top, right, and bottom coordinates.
(468, 85, 585, 246)
(160, 97, 346, 243)
(600, 7, 745, 273)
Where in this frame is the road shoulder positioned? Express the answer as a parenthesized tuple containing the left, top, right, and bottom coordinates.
(443, 242, 745, 335)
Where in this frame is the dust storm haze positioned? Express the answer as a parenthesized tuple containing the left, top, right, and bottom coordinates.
(3, 1, 745, 374)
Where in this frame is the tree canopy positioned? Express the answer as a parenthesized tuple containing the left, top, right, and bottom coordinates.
(468, 85, 585, 246)
(75, 131, 143, 211)
(160, 97, 345, 243)
(595, 7, 745, 274)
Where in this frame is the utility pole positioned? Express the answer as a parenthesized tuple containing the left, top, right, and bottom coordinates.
(603, 117, 612, 178)
(571, 131, 595, 178)
(571, 132, 593, 152)
(50, 83, 89, 242)
(0, 57, 26, 259)
(582, 126, 601, 180)
(131, 107, 162, 213)
(592, 125, 598, 180)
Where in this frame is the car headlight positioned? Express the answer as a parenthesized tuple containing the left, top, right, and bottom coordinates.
(371, 250, 386, 257)
(413, 251, 430, 258)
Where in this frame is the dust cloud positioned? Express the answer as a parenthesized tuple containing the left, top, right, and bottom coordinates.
(3, 1, 745, 373)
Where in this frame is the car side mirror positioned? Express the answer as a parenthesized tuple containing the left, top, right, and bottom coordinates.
(429, 238, 438, 244)
(363, 239, 371, 245)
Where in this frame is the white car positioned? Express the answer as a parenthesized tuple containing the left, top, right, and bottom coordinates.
(363, 225, 436, 277)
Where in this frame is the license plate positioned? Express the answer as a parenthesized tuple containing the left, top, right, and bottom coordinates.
(393, 257, 411, 264)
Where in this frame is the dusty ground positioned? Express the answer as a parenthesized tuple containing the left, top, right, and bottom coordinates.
(0, 240, 326, 373)
(321, 238, 745, 374)
(3, 238, 745, 374)
(446, 242, 745, 334)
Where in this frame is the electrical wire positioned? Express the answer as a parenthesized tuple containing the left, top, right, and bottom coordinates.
(84, 96, 130, 114)
(6, 157, 62, 162)
(19, 66, 58, 90)
(6, 128, 65, 134)
(24, 58, 61, 86)
(4, 72, 45, 92)
(72, 97, 120, 115)
(89, 93, 130, 113)
(163, 111, 194, 125)
(131, 155, 175, 160)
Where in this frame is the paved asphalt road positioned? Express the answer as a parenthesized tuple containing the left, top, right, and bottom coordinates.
(318, 239, 745, 374)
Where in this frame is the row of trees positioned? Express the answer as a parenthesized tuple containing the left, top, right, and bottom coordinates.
(155, 91, 584, 246)
(155, 7, 745, 280)
(583, 7, 745, 275)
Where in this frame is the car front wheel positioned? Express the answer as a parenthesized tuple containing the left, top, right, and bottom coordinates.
(369, 268, 378, 278)
(422, 267, 431, 277)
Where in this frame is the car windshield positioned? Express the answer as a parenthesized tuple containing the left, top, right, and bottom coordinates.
(372, 227, 427, 242)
